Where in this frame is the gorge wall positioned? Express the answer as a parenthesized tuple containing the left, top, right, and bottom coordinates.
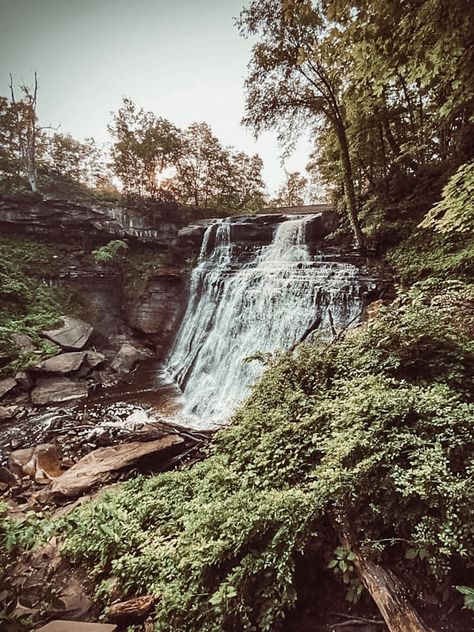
(0, 196, 391, 427)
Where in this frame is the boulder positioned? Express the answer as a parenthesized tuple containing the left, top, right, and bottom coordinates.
(49, 435, 184, 497)
(85, 350, 106, 368)
(11, 333, 35, 353)
(9, 443, 63, 483)
(0, 377, 17, 399)
(0, 466, 19, 488)
(110, 343, 142, 373)
(15, 370, 34, 390)
(0, 405, 20, 421)
(42, 316, 93, 350)
(34, 352, 87, 374)
(31, 377, 88, 406)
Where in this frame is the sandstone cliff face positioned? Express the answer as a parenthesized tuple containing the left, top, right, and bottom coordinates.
(0, 195, 180, 246)
(126, 271, 186, 357)
(0, 195, 197, 355)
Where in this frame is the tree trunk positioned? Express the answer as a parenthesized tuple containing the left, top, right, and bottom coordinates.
(334, 120, 365, 250)
(26, 133, 37, 192)
(337, 522, 434, 632)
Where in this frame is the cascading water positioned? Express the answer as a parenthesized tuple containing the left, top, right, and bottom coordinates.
(167, 214, 372, 427)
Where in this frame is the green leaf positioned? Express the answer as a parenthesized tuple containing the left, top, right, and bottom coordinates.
(455, 586, 474, 610)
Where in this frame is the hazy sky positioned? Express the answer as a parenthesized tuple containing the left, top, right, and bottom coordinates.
(0, 0, 312, 194)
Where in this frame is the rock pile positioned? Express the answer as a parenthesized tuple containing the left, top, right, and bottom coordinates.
(0, 316, 152, 412)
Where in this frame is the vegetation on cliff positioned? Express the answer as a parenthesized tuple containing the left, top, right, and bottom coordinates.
(0, 238, 75, 375)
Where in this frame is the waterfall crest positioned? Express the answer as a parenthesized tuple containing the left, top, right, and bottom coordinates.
(167, 214, 372, 427)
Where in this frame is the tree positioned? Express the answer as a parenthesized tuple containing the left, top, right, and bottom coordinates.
(109, 97, 181, 198)
(43, 133, 95, 184)
(308, 0, 474, 209)
(8, 73, 43, 192)
(168, 122, 231, 207)
(221, 151, 266, 211)
(272, 170, 309, 207)
(238, 0, 365, 247)
(0, 96, 22, 190)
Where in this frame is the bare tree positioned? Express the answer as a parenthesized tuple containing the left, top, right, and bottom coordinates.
(9, 72, 56, 193)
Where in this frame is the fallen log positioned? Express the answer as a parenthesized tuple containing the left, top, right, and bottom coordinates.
(335, 519, 435, 632)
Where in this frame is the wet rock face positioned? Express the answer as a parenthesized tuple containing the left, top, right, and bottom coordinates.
(126, 271, 186, 355)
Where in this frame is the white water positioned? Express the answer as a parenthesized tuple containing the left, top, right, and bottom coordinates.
(167, 215, 363, 427)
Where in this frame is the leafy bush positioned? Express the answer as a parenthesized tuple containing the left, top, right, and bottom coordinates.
(42, 284, 473, 631)
(91, 240, 128, 263)
(388, 162, 474, 286)
(420, 161, 474, 234)
(0, 238, 73, 375)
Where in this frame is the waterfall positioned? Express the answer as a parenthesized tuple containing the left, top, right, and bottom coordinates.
(167, 214, 365, 427)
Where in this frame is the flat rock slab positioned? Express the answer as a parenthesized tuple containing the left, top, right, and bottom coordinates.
(49, 435, 185, 497)
(35, 351, 87, 374)
(42, 316, 93, 350)
(35, 622, 116, 632)
(0, 377, 17, 399)
(31, 377, 88, 405)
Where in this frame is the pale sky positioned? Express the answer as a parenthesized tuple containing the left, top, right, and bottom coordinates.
(0, 0, 312, 194)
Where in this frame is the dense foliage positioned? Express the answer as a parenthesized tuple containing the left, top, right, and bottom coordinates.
(18, 280, 469, 631)
(0, 238, 73, 375)
(388, 161, 474, 285)
(239, 0, 473, 244)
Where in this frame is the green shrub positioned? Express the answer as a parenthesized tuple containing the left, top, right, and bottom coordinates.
(420, 161, 474, 234)
(91, 240, 128, 263)
(0, 238, 73, 375)
(388, 162, 474, 285)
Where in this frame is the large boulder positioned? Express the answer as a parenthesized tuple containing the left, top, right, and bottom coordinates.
(34, 351, 87, 374)
(31, 377, 88, 406)
(110, 343, 143, 373)
(9, 443, 63, 484)
(48, 435, 184, 497)
(0, 377, 17, 399)
(42, 316, 93, 350)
